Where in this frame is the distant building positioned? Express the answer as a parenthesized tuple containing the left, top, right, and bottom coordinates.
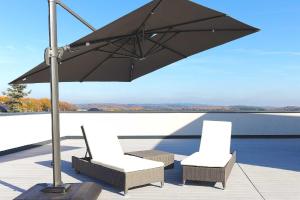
(0, 105, 8, 113)
(88, 108, 101, 112)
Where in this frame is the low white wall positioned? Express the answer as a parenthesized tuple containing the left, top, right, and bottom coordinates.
(1, 112, 300, 152)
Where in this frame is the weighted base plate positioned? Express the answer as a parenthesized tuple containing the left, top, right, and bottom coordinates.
(41, 183, 71, 193)
(14, 182, 102, 200)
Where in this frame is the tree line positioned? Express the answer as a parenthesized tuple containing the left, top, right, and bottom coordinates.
(0, 84, 77, 112)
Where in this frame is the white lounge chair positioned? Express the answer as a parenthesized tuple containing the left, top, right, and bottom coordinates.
(181, 120, 236, 189)
(72, 126, 164, 195)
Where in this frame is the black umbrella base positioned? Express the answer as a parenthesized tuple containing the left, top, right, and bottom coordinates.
(41, 183, 71, 193)
(14, 182, 102, 200)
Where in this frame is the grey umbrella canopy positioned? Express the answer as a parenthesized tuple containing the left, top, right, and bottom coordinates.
(11, 0, 258, 84)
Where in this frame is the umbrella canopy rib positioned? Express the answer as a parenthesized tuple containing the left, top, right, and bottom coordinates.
(109, 42, 139, 58)
(70, 33, 136, 48)
(136, 35, 144, 58)
(112, 56, 132, 59)
(136, 0, 163, 32)
(96, 49, 138, 59)
(11, 38, 127, 84)
(147, 14, 227, 33)
(145, 28, 172, 56)
(80, 38, 131, 82)
(146, 32, 179, 57)
(146, 37, 186, 58)
(69, 14, 227, 49)
(63, 38, 125, 63)
(147, 28, 259, 34)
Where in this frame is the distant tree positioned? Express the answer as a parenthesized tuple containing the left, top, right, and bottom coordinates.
(1, 86, 77, 112)
(2, 84, 31, 112)
(59, 101, 77, 111)
(0, 96, 8, 104)
(22, 98, 42, 112)
(40, 98, 51, 111)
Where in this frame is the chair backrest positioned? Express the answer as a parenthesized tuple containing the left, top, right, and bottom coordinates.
(199, 120, 232, 157)
(82, 125, 124, 162)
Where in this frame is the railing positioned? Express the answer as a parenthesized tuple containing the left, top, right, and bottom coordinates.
(1, 112, 300, 152)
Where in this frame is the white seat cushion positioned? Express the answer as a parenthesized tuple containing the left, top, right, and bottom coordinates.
(84, 126, 124, 161)
(83, 125, 163, 172)
(93, 155, 164, 173)
(181, 152, 232, 167)
(199, 121, 232, 159)
(181, 121, 233, 168)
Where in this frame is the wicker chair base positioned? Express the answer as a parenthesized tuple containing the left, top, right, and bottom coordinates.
(72, 156, 164, 195)
(182, 151, 236, 189)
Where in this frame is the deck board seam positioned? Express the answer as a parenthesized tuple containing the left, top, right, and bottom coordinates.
(237, 162, 266, 200)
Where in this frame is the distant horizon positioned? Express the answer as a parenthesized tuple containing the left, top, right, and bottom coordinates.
(75, 102, 300, 112)
(74, 102, 300, 108)
(2, 93, 300, 107)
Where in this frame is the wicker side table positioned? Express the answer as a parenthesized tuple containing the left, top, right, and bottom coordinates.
(126, 150, 174, 169)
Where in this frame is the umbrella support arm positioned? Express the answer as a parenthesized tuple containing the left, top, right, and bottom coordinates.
(55, 0, 96, 32)
(44, 0, 97, 67)
(54, 0, 97, 31)
(45, 0, 96, 61)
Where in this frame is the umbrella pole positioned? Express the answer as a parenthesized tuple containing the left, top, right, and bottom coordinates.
(37, 0, 72, 193)
(45, 1, 96, 190)
(48, 0, 62, 188)
(14, 1, 103, 198)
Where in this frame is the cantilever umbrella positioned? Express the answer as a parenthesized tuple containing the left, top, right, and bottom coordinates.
(11, 0, 258, 194)
(12, 0, 258, 84)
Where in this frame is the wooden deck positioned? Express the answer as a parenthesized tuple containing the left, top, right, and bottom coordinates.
(1, 138, 300, 200)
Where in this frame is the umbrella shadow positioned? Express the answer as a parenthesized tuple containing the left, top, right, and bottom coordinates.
(0, 180, 26, 193)
(170, 113, 300, 137)
(0, 145, 81, 164)
(162, 160, 223, 189)
(36, 160, 128, 196)
(154, 113, 300, 172)
(36, 159, 196, 195)
(182, 180, 223, 190)
(163, 160, 182, 186)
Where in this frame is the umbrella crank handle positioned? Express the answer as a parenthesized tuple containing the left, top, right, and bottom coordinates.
(44, 46, 68, 66)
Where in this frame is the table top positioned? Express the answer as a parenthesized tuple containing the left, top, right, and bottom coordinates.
(126, 149, 173, 158)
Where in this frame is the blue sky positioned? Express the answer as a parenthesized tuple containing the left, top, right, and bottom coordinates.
(0, 0, 299, 106)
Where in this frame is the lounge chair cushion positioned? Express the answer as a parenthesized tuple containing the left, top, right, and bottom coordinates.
(181, 152, 232, 167)
(93, 155, 164, 173)
(181, 120, 233, 168)
(199, 121, 232, 159)
(84, 126, 124, 161)
(83, 125, 163, 172)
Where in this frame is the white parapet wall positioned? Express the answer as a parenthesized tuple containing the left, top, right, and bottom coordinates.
(1, 112, 300, 152)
